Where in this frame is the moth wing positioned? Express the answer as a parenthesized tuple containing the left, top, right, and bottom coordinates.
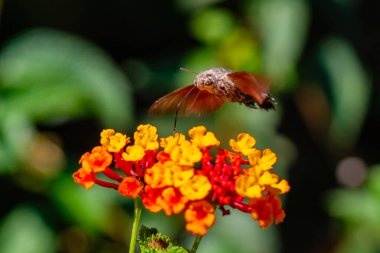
(187, 88, 225, 115)
(148, 85, 224, 116)
(228, 72, 271, 105)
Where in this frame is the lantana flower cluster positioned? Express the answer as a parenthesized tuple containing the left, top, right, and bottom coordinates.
(73, 124, 290, 236)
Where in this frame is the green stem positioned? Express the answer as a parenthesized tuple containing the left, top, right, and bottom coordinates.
(129, 197, 142, 253)
(190, 235, 203, 253)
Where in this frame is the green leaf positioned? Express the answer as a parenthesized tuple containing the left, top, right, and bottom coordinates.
(318, 38, 371, 149)
(0, 28, 133, 129)
(366, 165, 380, 198)
(337, 229, 380, 253)
(217, 28, 262, 72)
(327, 189, 380, 229)
(49, 174, 125, 232)
(248, 0, 309, 90)
(0, 28, 135, 172)
(0, 112, 34, 172)
(138, 225, 189, 253)
(190, 8, 236, 45)
(0, 206, 55, 253)
(139, 226, 159, 242)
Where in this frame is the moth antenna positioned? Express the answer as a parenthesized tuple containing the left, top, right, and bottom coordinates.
(179, 67, 198, 75)
(173, 85, 197, 133)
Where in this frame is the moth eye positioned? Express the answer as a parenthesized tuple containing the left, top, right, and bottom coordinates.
(204, 74, 213, 85)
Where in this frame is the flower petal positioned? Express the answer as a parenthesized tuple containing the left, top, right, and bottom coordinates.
(180, 175, 211, 200)
(134, 124, 159, 150)
(230, 133, 256, 155)
(184, 200, 215, 236)
(235, 175, 262, 198)
(123, 145, 145, 161)
(189, 126, 220, 149)
(101, 129, 129, 152)
(118, 177, 143, 198)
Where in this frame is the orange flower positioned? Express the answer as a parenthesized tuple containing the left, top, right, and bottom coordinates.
(73, 167, 95, 189)
(157, 187, 188, 216)
(79, 146, 112, 173)
(119, 177, 144, 198)
(184, 200, 215, 236)
(142, 186, 163, 213)
(249, 194, 286, 228)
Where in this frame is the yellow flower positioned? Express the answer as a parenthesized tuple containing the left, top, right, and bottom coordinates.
(122, 145, 145, 161)
(144, 161, 173, 188)
(248, 148, 277, 172)
(236, 150, 287, 199)
(230, 133, 256, 155)
(235, 175, 262, 198)
(160, 132, 202, 166)
(134, 124, 159, 150)
(145, 161, 194, 188)
(100, 129, 129, 152)
(169, 140, 202, 167)
(180, 175, 212, 200)
(270, 179, 290, 194)
(189, 126, 220, 149)
(171, 164, 194, 188)
(259, 171, 279, 185)
(160, 133, 186, 153)
(237, 162, 290, 199)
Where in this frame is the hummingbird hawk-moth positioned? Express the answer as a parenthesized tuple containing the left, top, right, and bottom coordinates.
(148, 67, 275, 130)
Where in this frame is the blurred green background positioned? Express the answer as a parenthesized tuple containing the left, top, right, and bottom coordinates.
(0, 0, 379, 252)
